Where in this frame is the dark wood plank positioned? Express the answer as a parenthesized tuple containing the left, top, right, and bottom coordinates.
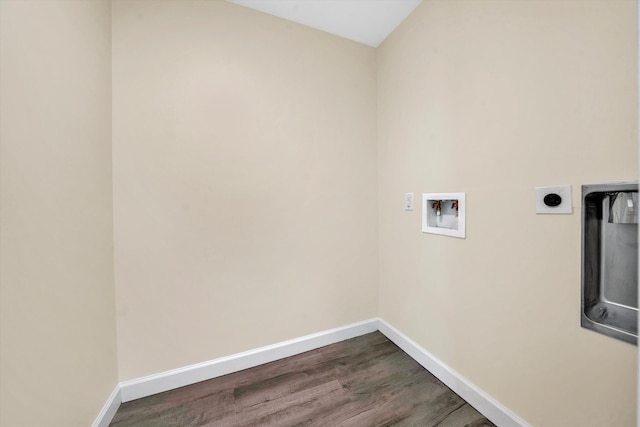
(436, 404, 496, 427)
(110, 332, 495, 427)
(236, 380, 349, 426)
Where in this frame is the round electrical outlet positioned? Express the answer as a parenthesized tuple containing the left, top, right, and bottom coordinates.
(543, 193, 562, 207)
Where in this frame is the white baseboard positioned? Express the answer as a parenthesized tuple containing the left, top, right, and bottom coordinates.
(92, 385, 121, 427)
(378, 318, 529, 427)
(119, 318, 379, 402)
(98, 317, 525, 427)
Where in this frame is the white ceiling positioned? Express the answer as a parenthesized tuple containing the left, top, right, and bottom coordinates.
(225, 0, 423, 48)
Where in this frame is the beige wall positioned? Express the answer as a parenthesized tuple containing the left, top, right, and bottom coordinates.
(377, 1, 638, 426)
(111, 0, 378, 380)
(0, 1, 118, 426)
(1, 1, 637, 426)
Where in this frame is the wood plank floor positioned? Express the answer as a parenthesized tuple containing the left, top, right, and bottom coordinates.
(110, 332, 495, 427)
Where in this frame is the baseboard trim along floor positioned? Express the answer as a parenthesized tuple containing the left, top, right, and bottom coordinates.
(118, 318, 379, 402)
(93, 317, 527, 427)
(91, 386, 121, 427)
(377, 319, 529, 427)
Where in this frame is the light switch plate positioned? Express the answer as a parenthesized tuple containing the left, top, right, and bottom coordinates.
(535, 185, 573, 214)
(404, 193, 414, 211)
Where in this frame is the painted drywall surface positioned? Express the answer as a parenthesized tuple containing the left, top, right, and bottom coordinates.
(0, 1, 118, 426)
(377, 1, 637, 426)
(112, 0, 378, 380)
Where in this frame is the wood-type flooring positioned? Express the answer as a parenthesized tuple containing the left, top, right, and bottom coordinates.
(110, 332, 495, 427)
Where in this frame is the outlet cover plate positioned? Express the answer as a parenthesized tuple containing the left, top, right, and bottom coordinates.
(404, 192, 414, 211)
(535, 185, 572, 214)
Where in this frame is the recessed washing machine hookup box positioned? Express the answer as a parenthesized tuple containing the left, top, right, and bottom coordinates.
(422, 193, 466, 239)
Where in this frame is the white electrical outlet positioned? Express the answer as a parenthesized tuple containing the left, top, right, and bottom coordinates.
(404, 193, 414, 211)
(535, 185, 573, 214)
